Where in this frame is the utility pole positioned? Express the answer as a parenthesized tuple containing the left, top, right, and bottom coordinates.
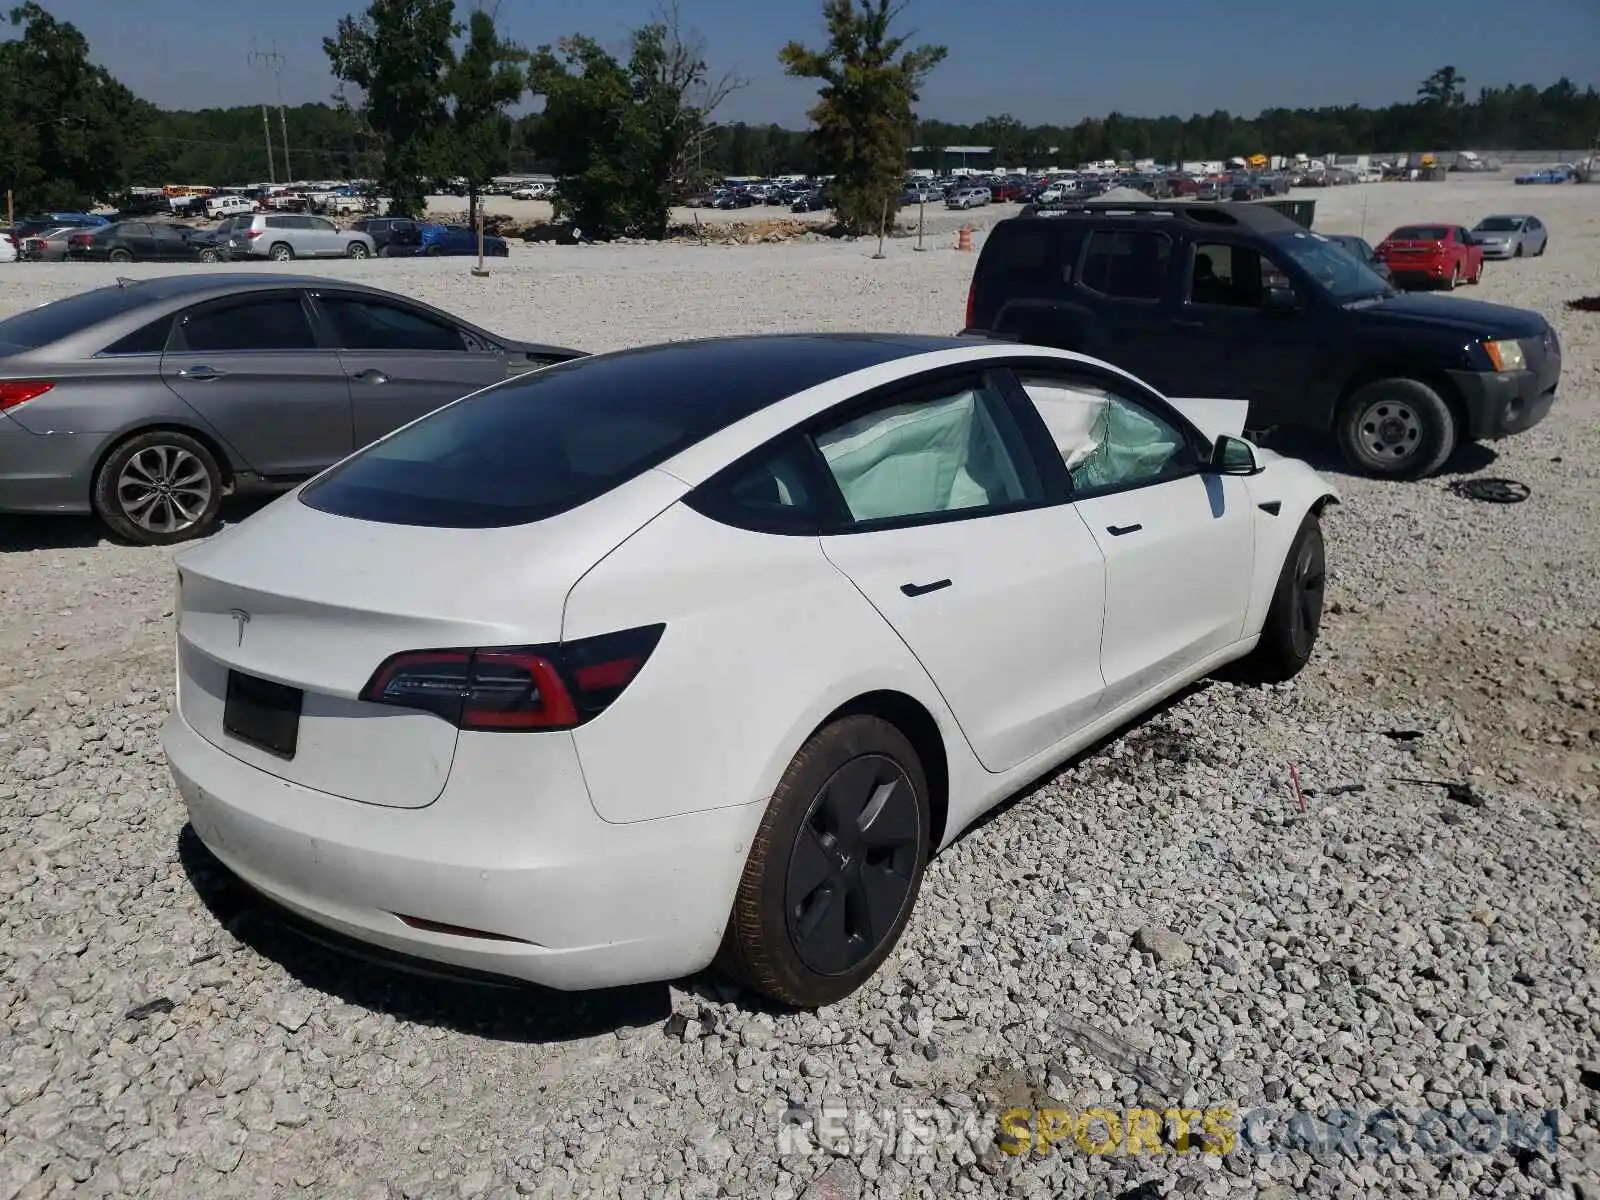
(249, 43, 292, 184)
(259, 103, 276, 184)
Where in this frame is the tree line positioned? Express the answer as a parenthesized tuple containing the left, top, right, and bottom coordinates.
(3, 0, 1597, 239)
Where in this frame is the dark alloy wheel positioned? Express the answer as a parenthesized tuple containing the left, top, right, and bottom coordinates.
(1225, 513, 1327, 684)
(785, 754, 922, 977)
(718, 715, 931, 1007)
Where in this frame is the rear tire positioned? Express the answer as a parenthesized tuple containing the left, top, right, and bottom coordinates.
(1336, 377, 1458, 479)
(1227, 514, 1326, 684)
(269, 242, 293, 262)
(716, 715, 930, 1008)
(92, 430, 223, 546)
(346, 241, 369, 259)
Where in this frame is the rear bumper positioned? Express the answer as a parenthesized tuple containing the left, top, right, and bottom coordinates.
(0, 420, 98, 514)
(163, 709, 766, 990)
(1447, 369, 1557, 440)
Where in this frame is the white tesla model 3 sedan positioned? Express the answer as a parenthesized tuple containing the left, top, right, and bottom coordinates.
(163, 333, 1337, 1007)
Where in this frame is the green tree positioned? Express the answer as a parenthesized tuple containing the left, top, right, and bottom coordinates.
(324, 0, 459, 219)
(447, 8, 527, 225)
(780, 0, 945, 235)
(1418, 66, 1467, 107)
(528, 21, 721, 239)
(0, 3, 148, 211)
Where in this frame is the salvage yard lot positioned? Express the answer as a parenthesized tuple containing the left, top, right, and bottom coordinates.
(2, 178, 1598, 1199)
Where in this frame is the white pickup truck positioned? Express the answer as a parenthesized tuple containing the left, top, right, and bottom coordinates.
(204, 194, 257, 219)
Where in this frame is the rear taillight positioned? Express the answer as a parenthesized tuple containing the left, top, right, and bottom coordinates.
(0, 381, 54, 412)
(360, 624, 664, 731)
(68, 234, 91, 246)
(245, 229, 262, 239)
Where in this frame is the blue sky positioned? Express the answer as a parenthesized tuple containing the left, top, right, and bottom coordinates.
(35, 0, 1600, 125)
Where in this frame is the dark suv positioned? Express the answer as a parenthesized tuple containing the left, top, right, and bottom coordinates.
(963, 200, 1561, 478)
(351, 217, 422, 256)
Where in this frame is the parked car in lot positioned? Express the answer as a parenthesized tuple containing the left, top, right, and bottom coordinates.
(1322, 233, 1391, 283)
(350, 217, 420, 256)
(417, 223, 509, 257)
(965, 200, 1560, 478)
(1514, 166, 1576, 184)
(228, 214, 376, 262)
(205, 194, 257, 220)
(17, 225, 91, 262)
(159, 332, 1337, 1006)
(0, 274, 584, 543)
(66, 221, 207, 263)
(790, 190, 828, 213)
(1469, 214, 1548, 259)
(947, 187, 990, 210)
(1374, 224, 1485, 289)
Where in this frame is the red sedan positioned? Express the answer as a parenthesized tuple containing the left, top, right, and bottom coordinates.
(1374, 224, 1485, 290)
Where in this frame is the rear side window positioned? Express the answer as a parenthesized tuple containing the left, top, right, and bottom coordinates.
(318, 296, 465, 352)
(971, 223, 1075, 327)
(1079, 231, 1172, 301)
(102, 318, 173, 356)
(0, 286, 157, 352)
(176, 297, 316, 353)
(686, 437, 830, 535)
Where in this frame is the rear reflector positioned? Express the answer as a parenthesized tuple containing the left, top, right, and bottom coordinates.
(360, 624, 664, 731)
(0, 381, 54, 412)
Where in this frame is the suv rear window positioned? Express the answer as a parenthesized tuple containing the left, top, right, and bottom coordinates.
(0, 286, 156, 353)
(300, 350, 774, 528)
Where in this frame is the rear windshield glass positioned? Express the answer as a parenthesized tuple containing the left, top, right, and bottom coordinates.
(0, 286, 154, 353)
(300, 350, 761, 527)
(1390, 225, 1448, 241)
(1474, 217, 1521, 231)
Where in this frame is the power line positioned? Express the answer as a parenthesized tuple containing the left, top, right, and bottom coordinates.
(248, 41, 293, 184)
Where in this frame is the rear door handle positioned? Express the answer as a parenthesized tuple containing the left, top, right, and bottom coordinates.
(1107, 523, 1143, 536)
(351, 369, 389, 385)
(900, 579, 952, 597)
(177, 365, 224, 381)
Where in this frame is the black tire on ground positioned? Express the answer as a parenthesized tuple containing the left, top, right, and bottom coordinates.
(1336, 377, 1458, 479)
(108, 248, 133, 263)
(92, 430, 224, 546)
(716, 714, 931, 1008)
(1225, 513, 1326, 685)
(1536, 238, 1546, 257)
(1469, 259, 1482, 284)
(1514, 243, 1524, 258)
(346, 241, 369, 259)
(269, 242, 293, 262)
(1443, 262, 1461, 290)
(199, 249, 219, 263)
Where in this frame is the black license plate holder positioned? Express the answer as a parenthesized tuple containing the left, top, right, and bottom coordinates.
(224, 670, 303, 758)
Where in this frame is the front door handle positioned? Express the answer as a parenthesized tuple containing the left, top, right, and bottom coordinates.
(1107, 523, 1143, 536)
(177, 365, 224, 381)
(900, 579, 952, 598)
(351, 369, 389, 385)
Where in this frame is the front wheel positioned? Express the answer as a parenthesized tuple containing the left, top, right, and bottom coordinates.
(92, 430, 223, 545)
(198, 248, 220, 264)
(108, 248, 133, 263)
(346, 241, 370, 259)
(1469, 259, 1482, 284)
(1444, 263, 1461, 290)
(1337, 378, 1458, 479)
(1227, 513, 1326, 684)
(716, 715, 930, 1008)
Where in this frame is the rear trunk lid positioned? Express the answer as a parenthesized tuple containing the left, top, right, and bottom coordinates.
(173, 471, 686, 808)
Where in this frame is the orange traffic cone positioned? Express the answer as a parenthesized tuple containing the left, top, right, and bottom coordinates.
(957, 225, 973, 251)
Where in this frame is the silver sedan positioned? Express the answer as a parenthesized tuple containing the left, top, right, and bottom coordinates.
(1470, 214, 1549, 259)
(17, 225, 92, 262)
(0, 274, 583, 544)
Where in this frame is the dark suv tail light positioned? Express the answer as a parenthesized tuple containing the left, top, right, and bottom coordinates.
(360, 624, 664, 731)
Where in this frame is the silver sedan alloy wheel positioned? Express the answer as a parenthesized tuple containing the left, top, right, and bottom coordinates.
(116, 444, 214, 535)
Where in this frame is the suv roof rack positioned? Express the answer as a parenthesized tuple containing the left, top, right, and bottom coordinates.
(1015, 198, 1308, 231)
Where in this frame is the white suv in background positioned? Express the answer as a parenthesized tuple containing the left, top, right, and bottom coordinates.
(205, 194, 256, 220)
(228, 214, 377, 262)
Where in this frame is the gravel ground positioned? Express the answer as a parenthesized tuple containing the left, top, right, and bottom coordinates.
(2, 178, 1598, 1200)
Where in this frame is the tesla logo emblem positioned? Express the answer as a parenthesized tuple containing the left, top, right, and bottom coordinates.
(229, 609, 251, 646)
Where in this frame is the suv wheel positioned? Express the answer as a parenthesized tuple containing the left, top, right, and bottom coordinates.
(93, 431, 223, 545)
(1337, 378, 1458, 479)
(269, 242, 294, 262)
(198, 248, 220, 264)
(108, 248, 132, 263)
(716, 715, 930, 1007)
(346, 241, 370, 259)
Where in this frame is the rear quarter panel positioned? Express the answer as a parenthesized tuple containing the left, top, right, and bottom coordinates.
(561, 502, 977, 826)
